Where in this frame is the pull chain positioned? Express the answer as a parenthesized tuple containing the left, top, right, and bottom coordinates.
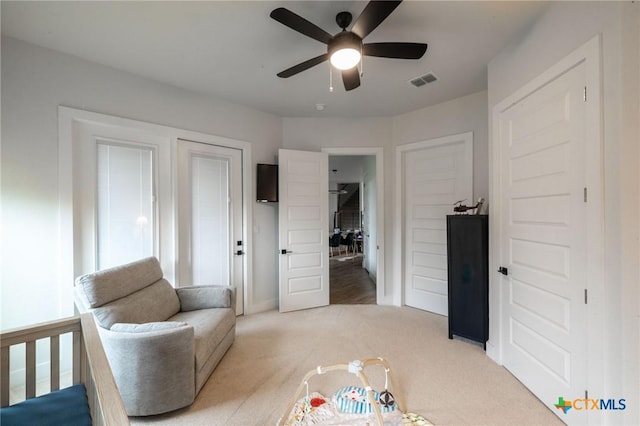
(329, 64, 334, 92)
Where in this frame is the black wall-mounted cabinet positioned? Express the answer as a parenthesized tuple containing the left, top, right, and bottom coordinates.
(256, 164, 278, 203)
(446, 215, 489, 349)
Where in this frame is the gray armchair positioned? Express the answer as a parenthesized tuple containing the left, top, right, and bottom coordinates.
(74, 257, 236, 416)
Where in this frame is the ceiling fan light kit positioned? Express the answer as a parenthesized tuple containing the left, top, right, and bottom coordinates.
(270, 0, 427, 91)
(330, 49, 360, 70)
(328, 27, 362, 70)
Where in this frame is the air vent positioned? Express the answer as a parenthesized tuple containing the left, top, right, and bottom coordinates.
(409, 72, 438, 87)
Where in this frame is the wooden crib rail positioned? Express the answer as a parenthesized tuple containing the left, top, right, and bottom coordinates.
(1, 316, 81, 404)
(0, 314, 128, 425)
(79, 314, 129, 426)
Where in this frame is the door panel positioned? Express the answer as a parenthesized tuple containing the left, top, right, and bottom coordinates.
(278, 149, 329, 313)
(178, 139, 243, 314)
(499, 62, 587, 421)
(403, 134, 473, 315)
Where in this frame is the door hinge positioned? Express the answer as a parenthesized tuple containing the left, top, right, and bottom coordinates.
(583, 86, 587, 102)
(584, 289, 588, 304)
(584, 187, 587, 203)
(585, 390, 589, 399)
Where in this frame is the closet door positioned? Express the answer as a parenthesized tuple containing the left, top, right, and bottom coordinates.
(401, 133, 473, 315)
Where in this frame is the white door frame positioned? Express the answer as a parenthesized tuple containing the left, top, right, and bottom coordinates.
(394, 132, 473, 307)
(489, 35, 603, 405)
(322, 147, 385, 304)
(58, 106, 253, 315)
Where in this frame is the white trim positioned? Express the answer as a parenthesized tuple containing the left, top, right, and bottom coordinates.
(58, 106, 253, 315)
(321, 147, 386, 305)
(489, 35, 603, 407)
(394, 132, 474, 307)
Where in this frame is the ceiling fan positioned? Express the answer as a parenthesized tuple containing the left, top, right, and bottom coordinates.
(270, 0, 428, 91)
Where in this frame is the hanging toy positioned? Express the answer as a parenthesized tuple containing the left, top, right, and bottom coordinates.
(379, 390, 395, 408)
(378, 367, 396, 408)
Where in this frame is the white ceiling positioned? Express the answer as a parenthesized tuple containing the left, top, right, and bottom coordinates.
(1, 1, 548, 118)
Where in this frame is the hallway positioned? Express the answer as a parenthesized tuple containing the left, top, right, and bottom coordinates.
(329, 255, 376, 304)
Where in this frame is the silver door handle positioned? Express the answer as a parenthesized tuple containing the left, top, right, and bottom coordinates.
(280, 249, 292, 254)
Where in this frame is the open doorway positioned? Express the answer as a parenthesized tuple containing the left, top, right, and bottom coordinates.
(328, 155, 376, 304)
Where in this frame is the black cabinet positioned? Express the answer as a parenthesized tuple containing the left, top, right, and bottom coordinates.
(446, 215, 488, 349)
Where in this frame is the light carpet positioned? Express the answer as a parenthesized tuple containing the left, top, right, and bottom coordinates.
(131, 305, 562, 426)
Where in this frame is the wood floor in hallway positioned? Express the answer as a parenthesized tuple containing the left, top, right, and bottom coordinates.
(329, 254, 376, 304)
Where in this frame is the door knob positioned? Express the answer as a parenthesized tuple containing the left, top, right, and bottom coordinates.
(281, 249, 292, 255)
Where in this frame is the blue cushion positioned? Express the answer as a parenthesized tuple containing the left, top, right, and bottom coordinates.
(0, 384, 92, 426)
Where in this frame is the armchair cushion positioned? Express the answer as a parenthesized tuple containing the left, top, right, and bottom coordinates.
(92, 279, 180, 329)
(111, 321, 188, 333)
(76, 257, 163, 308)
(176, 285, 232, 311)
(169, 308, 235, 392)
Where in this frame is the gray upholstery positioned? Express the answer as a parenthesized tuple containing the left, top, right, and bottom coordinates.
(76, 256, 164, 307)
(169, 308, 236, 393)
(110, 321, 188, 333)
(91, 279, 181, 329)
(74, 257, 236, 416)
(176, 285, 232, 311)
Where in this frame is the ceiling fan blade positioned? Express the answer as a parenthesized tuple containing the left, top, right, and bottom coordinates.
(363, 42, 428, 59)
(270, 8, 332, 44)
(277, 53, 329, 78)
(351, 0, 402, 39)
(342, 67, 361, 91)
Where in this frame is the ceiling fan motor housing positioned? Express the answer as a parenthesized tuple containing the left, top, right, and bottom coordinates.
(335, 11, 353, 29)
(328, 31, 363, 57)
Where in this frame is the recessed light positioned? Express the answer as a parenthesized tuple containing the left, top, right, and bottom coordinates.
(316, 103, 326, 111)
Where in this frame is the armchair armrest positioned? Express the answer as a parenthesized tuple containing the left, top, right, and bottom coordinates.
(100, 325, 195, 416)
(176, 285, 236, 312)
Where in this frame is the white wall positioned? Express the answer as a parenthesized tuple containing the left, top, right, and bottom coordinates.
(1, 36, 282, 330)
(487, 2, 639, 424)
(393, 90, 489, 203)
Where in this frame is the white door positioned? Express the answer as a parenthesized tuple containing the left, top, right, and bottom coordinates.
(178, 139, 243, 314)
(498, 62, 588, 421)
(402, 133, 473, 315)
(278, 149, 329, 313)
